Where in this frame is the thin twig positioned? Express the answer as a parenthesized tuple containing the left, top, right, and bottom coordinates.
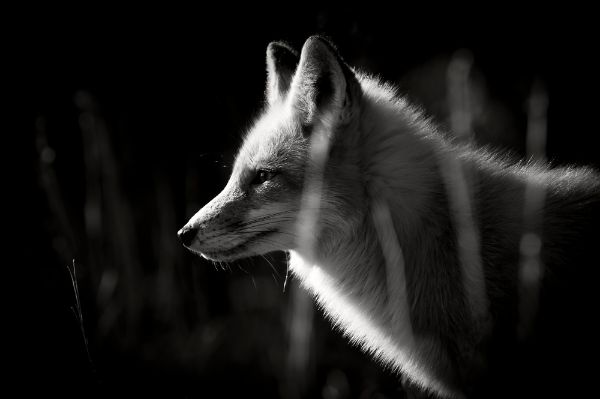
(67, 259, 94, 370)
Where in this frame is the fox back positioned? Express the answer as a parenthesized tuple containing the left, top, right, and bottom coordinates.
(179, 36, 600, 398)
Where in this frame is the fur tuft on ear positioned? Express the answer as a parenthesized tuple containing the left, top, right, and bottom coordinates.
(266, 41, 299, 105)
(289, 35, 362, 134)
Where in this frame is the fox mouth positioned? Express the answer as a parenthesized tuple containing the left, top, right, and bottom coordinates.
(190, 229, 277, 261)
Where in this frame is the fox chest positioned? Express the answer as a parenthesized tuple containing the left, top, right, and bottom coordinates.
(287, 251, 453, 396)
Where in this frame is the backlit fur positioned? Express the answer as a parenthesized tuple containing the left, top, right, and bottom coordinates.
(180, 36, 600, 397)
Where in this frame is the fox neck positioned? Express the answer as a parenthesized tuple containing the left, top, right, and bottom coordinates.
(289, 205, 466, 396)
(288, 96, 484, 396)
(290, 168, 469, 395)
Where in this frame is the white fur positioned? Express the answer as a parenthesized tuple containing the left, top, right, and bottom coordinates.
(289, 251, 457, 398)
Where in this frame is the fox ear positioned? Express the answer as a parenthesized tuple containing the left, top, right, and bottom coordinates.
(289, 36, 361, 134)
(266, 41, 299, 105)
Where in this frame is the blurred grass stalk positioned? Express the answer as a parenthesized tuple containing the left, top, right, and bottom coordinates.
(371, 197, 415, 350)
(444, 53, 549, 339)
(75, 90, 189, 344)
(36, 116, 79, 264)
(284, 124, 334, 398)
(76, 90, 143, 341)
(442, 51, 488, 321)
(517, 83, 548, 339)
(39, 90, 191, 356)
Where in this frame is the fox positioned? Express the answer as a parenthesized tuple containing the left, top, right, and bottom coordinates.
(178, 36, 600, 398)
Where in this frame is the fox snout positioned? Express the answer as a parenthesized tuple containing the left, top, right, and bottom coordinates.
(178, 181, 301, 261)
(177, 186, 243, 257)
(177, 225, 198, 247)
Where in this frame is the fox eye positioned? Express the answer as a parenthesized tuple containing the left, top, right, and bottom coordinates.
(251, 170, 276, 185)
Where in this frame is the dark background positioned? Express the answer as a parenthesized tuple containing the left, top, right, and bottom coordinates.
(16, 7, 599, 398)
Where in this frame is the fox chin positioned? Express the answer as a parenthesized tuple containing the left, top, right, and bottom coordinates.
(178, 36, 600, 398)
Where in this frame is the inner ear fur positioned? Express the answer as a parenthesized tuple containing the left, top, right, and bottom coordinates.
(289, 36, 362, 134)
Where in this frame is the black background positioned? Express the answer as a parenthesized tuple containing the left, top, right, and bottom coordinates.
(15, 6, 600, 398)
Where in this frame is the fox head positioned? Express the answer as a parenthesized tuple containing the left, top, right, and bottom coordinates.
(178, 36, 366, 262)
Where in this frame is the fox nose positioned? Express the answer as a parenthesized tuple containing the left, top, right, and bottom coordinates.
(177, 226, 198, 247)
